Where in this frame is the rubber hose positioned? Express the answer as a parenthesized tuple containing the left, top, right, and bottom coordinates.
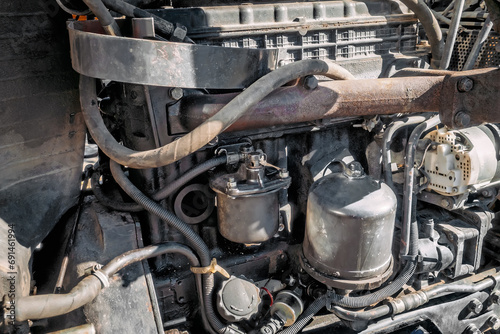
(401, 116, 440, 256)
(92, 155, 227, 212)
(109, 160, 231, 334)
(151, 155, 228, 201)
(329, 220, 418, 308)
(16, 243, 196, 321)
(279, 295, 328, 334)
(80, 60, 355, 169)
(330, 304, 392, 322)
(109, 160, 210, 265)
(382, 116, 428, 189)
(100, 0, 179, 39)
(82, 0, 121, 36)
(398, 0, 443, 67)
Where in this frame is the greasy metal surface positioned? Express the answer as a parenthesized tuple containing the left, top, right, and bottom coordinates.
(214, 191, 280, 244)
(302, 168, 396, 289)
(68, 20, 278, 89)
(170, 76, 444, 133)
(439, 67, 500, 129)
(0, 2, 85, 248)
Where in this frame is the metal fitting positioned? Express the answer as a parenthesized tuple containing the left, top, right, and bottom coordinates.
(169, 87, 184, 100)
(227, 177, 237, 189)
(279, 169, 289, 179)
(303, 75, 318, 90)
(486, 315, 500, 330)
(457, 77, 474, 92)
(467, 299, 483, 315)
(454, 111, 471, 128)
(171, 23, 187, 42)
(490, 291, 500, 305)
(463, 324, 481, 334)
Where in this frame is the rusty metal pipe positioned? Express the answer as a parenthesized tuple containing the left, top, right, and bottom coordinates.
(177, 76, 444, 132)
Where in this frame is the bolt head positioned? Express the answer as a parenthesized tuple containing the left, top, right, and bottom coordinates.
(468, 299, 483, 315)
(487, 316, 500, 330)
(169, 87, 184, 100)
(454, 111, 471, 128)
(490, 291, 500, 304)
(303, 75, 318, 90)
(457, 77, 474, 92)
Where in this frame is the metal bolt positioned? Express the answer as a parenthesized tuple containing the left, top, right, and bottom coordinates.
(490, 291, 500, 304)
(279, 169, 289, 178)
(467, 299, 483, 315)
(303, 75, 318, 90)
(169, 87, 184, 100)
(463, 324, 481, 334)
(227, 177, 237, 189)
(441, 199, 450, 208)
(486, 315, 500, 330)
(457, 77, 474, 92)
(454, 111, 471, 128)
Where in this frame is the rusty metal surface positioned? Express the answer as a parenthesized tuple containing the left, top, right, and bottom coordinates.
(68, 20, 278, 89)
(439, 67, 500, 129)
(170, 76, 444, 133)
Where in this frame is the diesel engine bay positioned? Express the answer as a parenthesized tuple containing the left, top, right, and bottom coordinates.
(1, 0, 500, 333)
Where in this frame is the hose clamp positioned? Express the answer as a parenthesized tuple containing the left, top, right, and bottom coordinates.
(93, 269, 110, 289)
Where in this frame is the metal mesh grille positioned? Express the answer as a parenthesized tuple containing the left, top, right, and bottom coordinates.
(449, 30, 500, 70)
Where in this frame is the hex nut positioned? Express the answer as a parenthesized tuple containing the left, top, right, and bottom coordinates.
(486, 315, 500, 330)
(303, 76, 318, 90)
(467, 299, 483, 315)
(454, 111, 471, 128)
(457, 77, 474, 92)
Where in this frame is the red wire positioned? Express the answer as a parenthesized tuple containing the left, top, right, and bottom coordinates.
(261, 287, 273, 306)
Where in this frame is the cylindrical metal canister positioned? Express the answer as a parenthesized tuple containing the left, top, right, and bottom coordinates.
(302, 162, 397, 290)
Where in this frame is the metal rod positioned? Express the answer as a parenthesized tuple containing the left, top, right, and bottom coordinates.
(440, 0, 466, 69)
(53, 166, 92, 293)
(463, 15, 493, 70)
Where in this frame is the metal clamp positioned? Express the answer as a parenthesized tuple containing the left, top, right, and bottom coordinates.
(191, 258, 230, 279)
(93, 269, 110, 288)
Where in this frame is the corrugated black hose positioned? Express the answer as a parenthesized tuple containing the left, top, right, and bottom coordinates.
(109, 160, 234, 334)
(91, 155, 228, 212)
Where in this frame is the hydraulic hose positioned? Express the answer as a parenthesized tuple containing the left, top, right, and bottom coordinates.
(331, 267, 500, 322)
(82, 0, 121, 36)
(109, 160, 210, 265)
(382, 115, 429, 189)
(109, 160, 232, 334)
(100, 0, 189, 41)
(400, 115, 440, 256)
(91, 171, 144, 212)
(398, 0, 443, 67)
(92, 155, 227, 212)
(328, 220, 419, 308)
(16, 243, 199, 322)
(279, 295, 328, 334)
(80, 60, 355, 169)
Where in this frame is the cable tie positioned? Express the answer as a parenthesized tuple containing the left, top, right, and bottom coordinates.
(190, 258, 230, 278)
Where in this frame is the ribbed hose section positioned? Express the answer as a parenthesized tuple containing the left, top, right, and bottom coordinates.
(92, 155, 227, 212)
(279, 295, 328, 334)
(109, 160, 210, 266)
(109, 160, 231, 334)
(329, 220, 419, 308)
